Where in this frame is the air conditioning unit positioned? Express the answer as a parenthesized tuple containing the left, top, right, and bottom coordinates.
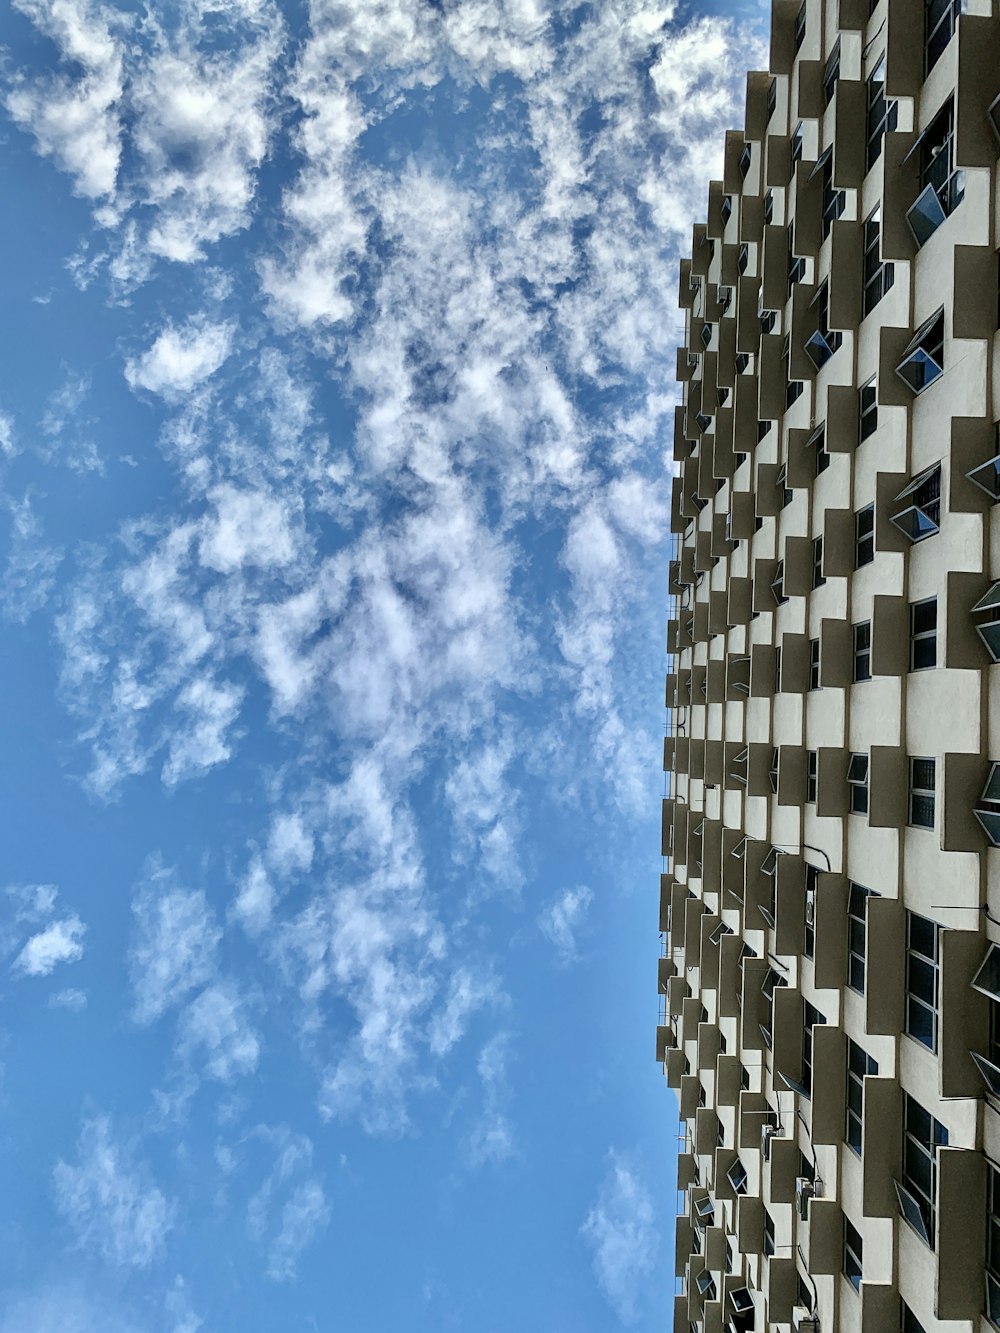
(795, 1175, 815, 1220)
(761, 1123, 777, 1160)
(804, 886, 816, 927)
(792, 1308, 819, 1332)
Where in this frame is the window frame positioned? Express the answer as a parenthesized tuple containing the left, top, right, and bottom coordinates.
(909, 597, 938, 671)
(855, 503, 875, 567)
(847, 753, 869, 815)
(848, 882, 872, 993)
(906, 911, 940, 1050)
(853, 620, 872, 682)
(909, 756, 937, 830)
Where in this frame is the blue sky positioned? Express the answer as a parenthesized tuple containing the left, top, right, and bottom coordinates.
(0, 2, 764, 1330)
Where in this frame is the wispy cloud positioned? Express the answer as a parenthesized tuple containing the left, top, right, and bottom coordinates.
(53, 1114, 175, 1268)
(128, 863, 222, 1025)
(4, 883, 86, 978)
(537, 885, 593, 965)
(245, 1126, 330, 1282)
(581, 1151, 659, 1325)
(464, 1033, 515, 1169)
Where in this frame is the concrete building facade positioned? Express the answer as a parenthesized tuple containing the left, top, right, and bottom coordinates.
(660, 1, 1000, 1329)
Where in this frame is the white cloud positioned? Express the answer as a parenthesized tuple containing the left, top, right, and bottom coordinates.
(12, 915, 86, 976)
(537, 885, 593, 964)
(161, 674, 245, 786)
(53, 1115, 175, 1268)
(581, 1152, 658, 1325)
(198, 485, 298, 574)
(6, 0, 123, 199)
(125, 320, 235, 400)
(129, 865, 222, 1025)
(245, 1126, 330, 1282)
(176, 981, 260, 1081)
(0, 494, 63, 624)
(266, 1178, 330, 1282)
(50, 988, 88, 1011)
(464, 1033, 515, 1169)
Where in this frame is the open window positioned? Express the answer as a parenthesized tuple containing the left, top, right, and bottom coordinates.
(727, 1158, 749, 1195)
(971, 583, 1000, 660)
(895, 311, 945, 395)
(973, 765, 1000, 846)
(889, 464, 942, 542)
(772, 561, 788, 607)
(720, 194, 733, 227)
(805, 280, 842, 370)
(847, 753, 869, 815)
(905, 101, 964, 248)
(971, 945, 1000, 1094)
(729, 746, 749, 787)
(965, 426, 1000, 502)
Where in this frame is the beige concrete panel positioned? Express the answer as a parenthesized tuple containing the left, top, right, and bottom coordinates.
(811, 1024, 848, 1145)
(864, 896, 905, 1035)
(813, 871, 849, 989)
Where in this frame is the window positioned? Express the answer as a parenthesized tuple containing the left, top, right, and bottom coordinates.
(908, 102, 964, 247)
(769, 747, 780, 794)
(866, 58, 898, 172)
(788, 249, 806, 295)
(848, 753, 868, 814)
(805, 280, 842, 369)
(801, 1001, 825, 1093)
(906, 911, 940, 1049)
(843, 1216, 863, 1291)
(855, 504, 874, 567)
(777, 465, 793, 508)
(926, 0, 962, 75)
(890, 464, 942, 542)
(966, 424, 1000, 501)
(846, 1039, 878, 1155)
(793, 0, 806, 50)
(766, 76, 777, 123)
(987, 1163, 1000, 1326)
(909, 757, 936, 829)
(896, 310, 945, 395)
(763, 188, 774, 225)
(761, 847, 781, 926)
(848, 882, 872, 992)
(973, 764, 1000, 846)
(862, 208, 894, 316)
(696, 1270, 717, 1301)
(739, 142, 752, 177)
(758, 417, 773, 442)
(810, 424, 830, 475)
(823, 42, 840, 108)
(804, 864, 818, 959)
(727, 1157, 749, 1195)
(809, 637, 821, 689)
(859, 377, 878, 442)
(806, 749, 817, 802)
(820, 154, 845, 240)
(759, 304, 777, 335)
(910, 598, 937, 669)
(699, 321, 713, 348)
(853, 621, 872, 682)
(772, 561, 788, 607)
(902, 1304, 929, 1333)
(760, 967, 786, 1047)
(763, 1208, 775, 1257)
(737, 242, 749, 274)
(971, 582, 1000, 661)
(774, 646, 782, 693)
(783, 335, 803, 408)
(810, 535, 826, 589)
(720, 194, 733, 227)
(735, 352, 750, 374)
(897, 1093, 948, 1247)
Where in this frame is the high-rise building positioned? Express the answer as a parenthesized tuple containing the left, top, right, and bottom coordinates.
(659, 2, 1000, 1330)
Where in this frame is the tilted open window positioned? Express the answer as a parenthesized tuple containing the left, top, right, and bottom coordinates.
(905, 101, 964, 248)
(889, 463, 942, 543)
(895, 311, 945, 395)
(971, 582, 1000, 661)
(965, 426, 1000, 502)
(973, 765, 1000, 846)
